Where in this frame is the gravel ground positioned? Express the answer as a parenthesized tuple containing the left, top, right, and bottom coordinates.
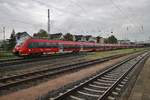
(128, 56, 150, 100)
(0, 54, 132, 100)
(0, 49, 142, 78)
(0, 57, 86, 78)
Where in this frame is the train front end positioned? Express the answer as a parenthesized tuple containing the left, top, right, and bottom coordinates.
(12, 39, 30, 57)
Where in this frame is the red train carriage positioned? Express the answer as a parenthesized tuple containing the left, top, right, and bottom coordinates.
(13, 39, 59, 56)
(60, 41, 81, 52)
(12, 38, 143, 57)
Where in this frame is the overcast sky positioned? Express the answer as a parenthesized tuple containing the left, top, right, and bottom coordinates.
(0, 0, 149, 41)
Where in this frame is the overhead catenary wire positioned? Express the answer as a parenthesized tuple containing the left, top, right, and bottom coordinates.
(1, 0, 144, 38)
(117, 0, 144, 31)
(33, 0, 80, 17)
(109, 0, 141, 29)
(34, 0, 107, 26)
(68, 0, 104, 34)
(108, 0, 146, 40)
(69, 0, 88, 14)
(68, 0, 132, 35)
(0, 0, 112, 35)
(33, 0, 96, 34)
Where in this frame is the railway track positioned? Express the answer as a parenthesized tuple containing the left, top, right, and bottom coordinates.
(0, 52, 88, 67)
(0, 55, 88, 78)
(0, 49, 146, 68)
(48, 52, 149, 100)
(0, 52, 134, 95)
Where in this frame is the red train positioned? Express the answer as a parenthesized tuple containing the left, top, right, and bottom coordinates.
(12, 38, 143, 57)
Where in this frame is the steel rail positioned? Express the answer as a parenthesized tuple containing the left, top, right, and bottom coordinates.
(0, 53, 87, 67)
(52, 52, 148, 100)
(0, 53, 132, 94)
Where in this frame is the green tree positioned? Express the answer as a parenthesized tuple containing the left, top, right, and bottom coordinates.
(8, 29, 16, 50)
(34, 29, 48, 38)
(96, 36, 101, 43)
(104, 38, 108, 44)
(64, 33, 73, 41)
(105, 35, 118, 44)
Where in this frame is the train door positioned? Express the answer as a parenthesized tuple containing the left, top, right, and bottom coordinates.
(80, 44, 83, 51)
(58, 43, 64, 53)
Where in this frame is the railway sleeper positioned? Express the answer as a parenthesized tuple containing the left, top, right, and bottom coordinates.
(115, 87, 121, 92)
(93, 81, 112, 86)
(118, 84, 124, 88)
(68, 91, 98, 100)
(69, 95, 85, 100)
(111, 91, 119, 97)
(84, 85, 104, 91)
(109, 84, 125, 99)
(101, 77, 117, 81)
(83, 87, 105, 93)
(120, 81, 126, 85)
(103, 75, 119, 79)
(89, 84, 108, 90)
(106, 74, 121, 77)
(78, 90, 99, 97)
(97, 79, 115, 83)
(76, 90, 99, 99)
(107, 90, 121, 100)
(79, 89, 103, 96)
(107, 96, 115, 100)
(107, 72, 122, 75)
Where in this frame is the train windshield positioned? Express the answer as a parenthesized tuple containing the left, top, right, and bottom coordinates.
(15, 33, 31, 47)
(15, 39, 26, 47)
(16, 41, 23, 47)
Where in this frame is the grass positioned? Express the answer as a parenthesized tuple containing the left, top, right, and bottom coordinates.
(0, 48, 145, 60)
(86, 48, 145, 60)
(0, 51, 17, 59)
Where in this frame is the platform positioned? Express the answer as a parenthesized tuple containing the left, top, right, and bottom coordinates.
(128, 57, 150, 100)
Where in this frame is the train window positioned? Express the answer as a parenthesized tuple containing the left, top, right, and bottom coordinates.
(28, 42, 39, 48)
(28, 43, 33, 48)
(83, 45, 95, 49)
(38, 42, 46, 48)
(45, 42, 50, 48)
(63, 45, 69, 49)
(49, 43, 58, 48)
(46, 42, 58, 48)
(83, 45, 89, 48)
(75, 45, 80, 49)
(28, 42, 59, 49)
(63, 44, 75, 49)
(64, 45, 73, 49)
(47, 42, 53, 48)
(52, 43, 58, 48)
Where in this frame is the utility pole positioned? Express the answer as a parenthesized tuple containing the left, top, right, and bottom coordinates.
(48, 9, 50, 35)
(3, 27, 5, 41)
(3, 27, 6, 50)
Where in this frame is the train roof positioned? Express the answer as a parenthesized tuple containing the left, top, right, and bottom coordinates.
(24, 38, 139, 46)
(26, 38, 97, 45)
